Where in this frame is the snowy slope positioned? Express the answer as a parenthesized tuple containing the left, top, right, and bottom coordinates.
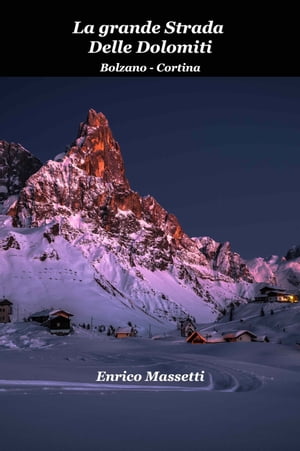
(0, 215, 215, 331)
(0, 110, 260, 328)
(248, 251, 300, 292)
(2, 211, 258, 330)
(1, 320, 300, 451)
(207, 301, 300, 345)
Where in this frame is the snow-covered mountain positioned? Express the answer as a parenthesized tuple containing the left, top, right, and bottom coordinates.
(0, 140, 42, 213)
(1, 109, 297, 330)
(247, 248, 300, 292)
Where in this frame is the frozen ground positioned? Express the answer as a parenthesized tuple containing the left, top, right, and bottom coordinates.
(0, 320, 299, 451)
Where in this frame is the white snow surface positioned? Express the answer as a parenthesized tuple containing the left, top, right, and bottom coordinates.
(0, 315, 299, 451)
(0, 214, 258, 331)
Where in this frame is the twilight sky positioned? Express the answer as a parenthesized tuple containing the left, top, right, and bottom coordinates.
(0, 77, 299, 259)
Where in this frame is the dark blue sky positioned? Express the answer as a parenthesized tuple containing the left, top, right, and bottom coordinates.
(0, 77, 299, 259)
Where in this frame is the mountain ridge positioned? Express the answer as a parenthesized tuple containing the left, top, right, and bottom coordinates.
(0, 109, 299, 331)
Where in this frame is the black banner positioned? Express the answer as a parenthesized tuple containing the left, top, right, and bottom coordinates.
(0, 9, 299, 76)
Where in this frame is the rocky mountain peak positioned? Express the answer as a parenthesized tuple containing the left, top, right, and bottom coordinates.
(0, 110, 264, 325)
(86, 109, 108, 127)
(0, 140, 42, 203)
(196, 236, 253, 282)
(285, 245, 300, 261)
(8, 110, 254, 285)
(67, 109, 129, 188)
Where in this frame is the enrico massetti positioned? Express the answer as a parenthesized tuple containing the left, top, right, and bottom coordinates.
(96, 370, 206, 382)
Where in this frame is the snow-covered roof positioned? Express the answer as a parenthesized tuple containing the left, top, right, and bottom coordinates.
(49, 309, 73, 318)
(186, 331, 207, 343)
(260, 286, 286, 294)
(0, 299, 13, 305)
(29, 309, 73, 320)
(223, 330, 257, 339)
(28, 309, 51, 318)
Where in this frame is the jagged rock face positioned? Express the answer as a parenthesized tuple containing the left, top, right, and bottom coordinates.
(286, 245, 300, 261)
(68, 110, 130, 188)
(247, 252, 300, 291)
(10, 110, 252, 280)
(196, 236, 253, 282)
(0, 141, 42, 202)
(246, 257, 277, 285)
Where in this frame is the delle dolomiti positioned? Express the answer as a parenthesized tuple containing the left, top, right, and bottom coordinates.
(89, 39, 213, 54)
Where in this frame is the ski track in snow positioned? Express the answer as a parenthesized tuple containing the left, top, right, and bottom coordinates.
(160, 354, 264, 392)
(0, 379, 211, 393)
(0, 364, 263, 394)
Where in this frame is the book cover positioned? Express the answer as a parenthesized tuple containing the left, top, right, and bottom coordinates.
(0, 8, 299, 451)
